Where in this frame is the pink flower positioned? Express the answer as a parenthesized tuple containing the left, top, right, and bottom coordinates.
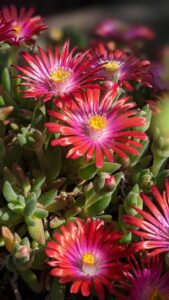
(15, 40, 101, 102)
(95, 43, 152, 90)
(95, 18, 125, 41)
(94, 18, 155, 43)
(45, 218, 127, 300)
(115, 254, 169, 300)
(124, 179, 169, 255)
(45, 86, 147, 168)
(1, 5, 46, 46)
(0, 21, 13, 43)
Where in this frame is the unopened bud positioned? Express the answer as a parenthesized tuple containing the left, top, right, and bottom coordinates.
(16, 245, 30, 261)
(2, 226, 14, 253)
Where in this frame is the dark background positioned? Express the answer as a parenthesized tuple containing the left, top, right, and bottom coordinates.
(0, 0, 168, 17)
(0, 0, 169, 45)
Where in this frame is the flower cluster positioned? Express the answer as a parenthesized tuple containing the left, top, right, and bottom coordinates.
(94, 18, 155, 45)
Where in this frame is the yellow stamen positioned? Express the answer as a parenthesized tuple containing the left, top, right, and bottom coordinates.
(89, 115, 107, 130)
(14, 24, 21, 34)
(105, 60, 120, 73)
(82, 253, 95, 265)
(50, 67, 71, 83)
(150, 288, 166, 300)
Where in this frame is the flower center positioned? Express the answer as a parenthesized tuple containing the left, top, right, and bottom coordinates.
(50, 67, 71, 83)
(82, 253, 95, 265)
(149, 288, 166, 300)
(89, 115, 107, 130)
(14, 24, 21, 35)
(105, 60, 120, 73)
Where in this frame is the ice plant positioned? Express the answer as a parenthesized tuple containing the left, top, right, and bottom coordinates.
(115, 255, 169, 300)
(95, 18, 155, 43)
(15, 41, 101, 102)
(95, 18, 125, 40)
(124, 179, 169, 255)
(45, 218, 127, 300)
(1, 5, 46, 46)
(0, 21, 13, 43)
(150, 94, 169, 139)
(95, 43, 152, 90)
(45, 86, 147, 168)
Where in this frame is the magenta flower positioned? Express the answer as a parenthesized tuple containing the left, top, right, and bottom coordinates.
(116, 255, 169, 300)
(95, 18, 125, 41)
(95, 43, 152, 90)
(124, 179, 169, 255)
(95, 18, 155, 43)
(1, 5, 46, 46)
(15, 41, 101, 102)
(0, 21, 13, 43)
(45, 218, 127, 300)
(45, 86, 147, 168)
(124, 26, 155, 42)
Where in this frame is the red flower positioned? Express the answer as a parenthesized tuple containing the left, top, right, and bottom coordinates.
(45, 218, 127, 300)
(94, 18, 155, 43)
(124, 179, 169, 255)
(1, 5, 46, 46)
(0, 21, 13, 43)
(115, 254, 169, 300)
(45, 86, 147, 168)
(15, 41, 101, 102)
(95, 43, 152, 90)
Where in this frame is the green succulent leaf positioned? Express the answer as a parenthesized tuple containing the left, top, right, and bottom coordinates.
(24, 198, 37, 217)
(27, 217, 45, 244)
(0, 207, 22, 226)
(86, 193, 112, 215)
(8, 203, 24, 214)
(46, 147, 62, 182)
(25, 216, 36, 226)
(38, 189, 58, 206)
(79, 163, 97, 180)
(33, 208, 48, 219)
(51, 278, 66, 300)
(32, 175, 46, 192)
(3, 181, 17, 203)
(5, 255, 17, 272)
(1, 67, 11, 93)
(20, 269, 39, 293)
(99, 162, 121, 173)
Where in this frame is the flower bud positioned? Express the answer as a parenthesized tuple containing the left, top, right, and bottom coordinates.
(124, 184, 143, 216)
(137, 169, 154, 190)
(94, 173, 116, 192)
(15, 245, 30, 261)
(17, 127, 44, 152)
(1, 226, 14, 252)
(0, 106, 13, 121)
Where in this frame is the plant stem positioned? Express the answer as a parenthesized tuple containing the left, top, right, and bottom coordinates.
(151, 155, 166, 176)
(9, 276, 22, 300)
